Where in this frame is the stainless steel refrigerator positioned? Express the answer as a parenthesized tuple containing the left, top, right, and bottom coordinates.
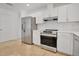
(21, 16, 37, 44)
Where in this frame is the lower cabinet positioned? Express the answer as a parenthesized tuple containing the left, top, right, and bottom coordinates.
(57, 32, 73, 55)
(33, 30, 40, 45)
(73, 34, 79, 56)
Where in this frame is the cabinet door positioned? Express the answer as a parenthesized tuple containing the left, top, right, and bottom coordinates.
(73, 35, 79, 56)
(42, 9, 48, 19)
(36, 15, 43, 24)
(68, 4, 79, 22)
(58, 5, 68, 22)
(53, 7, 58, 17)
(47, 4, 54, 17)
(57, 32, 73, 55)
(29, 11, 43, 24)
(33, 30, 40, 45)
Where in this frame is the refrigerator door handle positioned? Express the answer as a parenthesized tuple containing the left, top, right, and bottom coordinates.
(22, 24, 23, 31)
(24, 28, 25, 32)
(22, 24, 25, 32)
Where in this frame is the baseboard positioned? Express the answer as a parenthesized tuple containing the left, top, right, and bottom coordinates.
(0, 37, 21, 42)
(0, 38, 21, 48)
(22, 41, 33, 45)
(33, 43, 41, 47)
(57, 51, 72, 56)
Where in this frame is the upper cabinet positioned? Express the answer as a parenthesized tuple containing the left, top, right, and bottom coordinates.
(29, 4, 79, 24)
(46, 4, 58, 17)
(29, 11, 44, 24)
(58, 4, 79, 22)
(46, 4, 54, 17)
(68, 4, 79, 22)
(53, 7, 58, 17)
(43, 7, 58, 18)
(58, 5, 68, 22)
(42, 9, 48, 18)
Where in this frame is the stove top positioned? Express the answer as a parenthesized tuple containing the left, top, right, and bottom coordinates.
(42, 29, 58, 35)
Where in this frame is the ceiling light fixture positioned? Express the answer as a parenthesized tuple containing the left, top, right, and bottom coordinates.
(26, 4, 30, 6)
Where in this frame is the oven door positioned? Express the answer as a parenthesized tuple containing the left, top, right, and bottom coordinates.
(41, 35, 57, 48)
(40, 35, 57, 52)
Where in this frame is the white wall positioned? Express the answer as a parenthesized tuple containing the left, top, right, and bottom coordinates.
(37, 22, 58, 31)
(0, 7, 21, 42)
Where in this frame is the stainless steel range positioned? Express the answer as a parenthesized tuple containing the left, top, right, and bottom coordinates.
(40, 29, 58, 52)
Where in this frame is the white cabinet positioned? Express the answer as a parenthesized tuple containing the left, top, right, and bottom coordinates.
(44, 4, 58, 17)
(43, 7, 58, 18)
(57, 32, 73, 55)
(29, 4, 79, 23)
(33, 30, 40, 45)
(36, 15, 43, 24)
(42, 9, 48, 19)
(68, 4, 79, 22)
(46, 4, 54, 17)
(58, 5, 68, 22)
(73, 34, 79, 56)
(53, 7, 58, 17)
(29, 11, 44, 24)
(58, 4, 79, 22)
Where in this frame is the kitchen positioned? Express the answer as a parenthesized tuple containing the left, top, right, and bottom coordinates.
(0, 3, 79, 56)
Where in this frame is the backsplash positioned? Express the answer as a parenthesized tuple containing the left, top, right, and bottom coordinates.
(37, 21, 79, 32)
(37, 21, 58, 31)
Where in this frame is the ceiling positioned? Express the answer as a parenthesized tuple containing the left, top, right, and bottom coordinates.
(4, 3, 70, 11)
(0, 3, 70, 14)
(9, 3, 47, 12)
